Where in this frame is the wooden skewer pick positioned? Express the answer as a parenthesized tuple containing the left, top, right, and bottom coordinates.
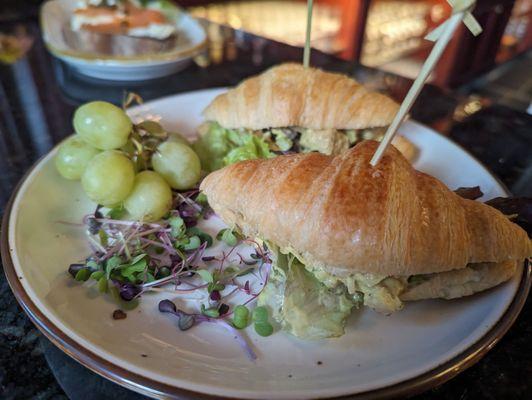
(370, 0, 482, 166)
(303, 0, 314, 68)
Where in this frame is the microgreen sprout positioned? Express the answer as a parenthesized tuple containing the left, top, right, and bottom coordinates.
(196, 269, 213, 283)
(158, 299, 257, 361)
(252, 306, 269, 323)
(252, 306, 274, 337)
(67, 188, 273, 360)
(74, 268, 91, 282)
(232, 305, 250, 329)
(254, 322, 274, 337)
(216, 227, 243, 247)
(201, 304, 220, 318)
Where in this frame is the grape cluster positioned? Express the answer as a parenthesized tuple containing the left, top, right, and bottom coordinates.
(55, 101, 202, 221)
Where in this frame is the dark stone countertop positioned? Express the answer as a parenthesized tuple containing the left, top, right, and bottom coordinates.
(0, 14, 531, 400)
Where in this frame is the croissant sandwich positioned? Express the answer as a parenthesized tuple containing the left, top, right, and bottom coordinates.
(194, 63, 417, 172)
(200, 141, 531, 340)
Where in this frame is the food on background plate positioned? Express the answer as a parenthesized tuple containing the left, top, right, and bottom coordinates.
(63, 0, 181, 56)
(194, 63, 417, 172)
(200, 141, 531, 339)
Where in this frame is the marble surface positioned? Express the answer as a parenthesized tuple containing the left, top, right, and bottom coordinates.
(0, 13, 531, 400)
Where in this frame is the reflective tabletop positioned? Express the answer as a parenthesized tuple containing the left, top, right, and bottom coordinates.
(0, 11, 531, 400)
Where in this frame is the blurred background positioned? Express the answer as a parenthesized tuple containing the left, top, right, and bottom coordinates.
(1, 0, 531, 90)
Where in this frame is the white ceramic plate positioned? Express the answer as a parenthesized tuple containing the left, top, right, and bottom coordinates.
(3, 89, 530, 400)
(40, 0, 207, 80)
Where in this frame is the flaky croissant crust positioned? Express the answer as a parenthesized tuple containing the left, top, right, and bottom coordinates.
(202, 63, 400, 130)
(200, 141, 531, 276)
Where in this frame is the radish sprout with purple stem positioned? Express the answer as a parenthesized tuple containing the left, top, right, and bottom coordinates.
(59, 94, 275, 360)
(68, 189, 274, 360)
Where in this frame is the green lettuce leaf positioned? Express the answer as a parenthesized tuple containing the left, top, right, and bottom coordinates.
(193, 123, 232, 172)
(193, 122, 273, 172)
(259, 248, 358, 340)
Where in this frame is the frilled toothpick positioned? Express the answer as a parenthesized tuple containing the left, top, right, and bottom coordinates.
(370, 0, 482, 166)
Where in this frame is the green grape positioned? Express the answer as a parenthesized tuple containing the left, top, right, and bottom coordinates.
(55, 135, 100, 180)
(167, 132, 191, 146)
(151, 141, 201, 190)
(74, 101, 132, 150)
(81, 151, 135, 207)
(124, 171, 172, 222)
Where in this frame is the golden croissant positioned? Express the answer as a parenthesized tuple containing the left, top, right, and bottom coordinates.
(203, 63, 399, 130)
(194, 64, 417, 173)
(200, 141, 531, 339)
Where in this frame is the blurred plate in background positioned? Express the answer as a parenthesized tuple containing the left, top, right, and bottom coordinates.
(40, 0, 206, 81)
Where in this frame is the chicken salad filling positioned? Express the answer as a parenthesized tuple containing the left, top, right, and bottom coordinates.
(193, 121, 388, 172)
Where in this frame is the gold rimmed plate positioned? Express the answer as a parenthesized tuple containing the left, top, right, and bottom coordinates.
(2, 89, 530, 399)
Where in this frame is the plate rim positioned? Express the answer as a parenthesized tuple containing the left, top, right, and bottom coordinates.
(2, 109, 531, 400)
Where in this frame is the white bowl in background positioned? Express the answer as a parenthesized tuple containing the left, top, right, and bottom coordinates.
(40, 0, 207, 81)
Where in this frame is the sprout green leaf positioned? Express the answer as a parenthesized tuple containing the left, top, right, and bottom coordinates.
(98, 277, 108, 293)
(75, 268, 91, 282)
(254, 322, 274, 337)
(233, 305, 250, 329)
(252, 306, 269, 323)
(168, 216, 185, 238)
(201, 304, 220, 318)
(105, 255, 124, 279)
(90, 270, 105, 281)
(196, 269, 214, 283)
